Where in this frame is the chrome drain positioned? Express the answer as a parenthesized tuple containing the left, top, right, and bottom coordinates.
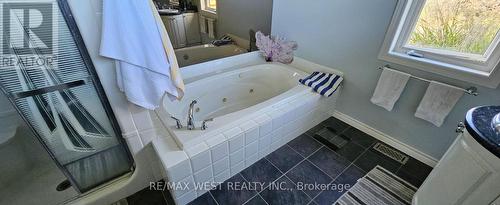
(222, 98, 227, 103)
(373, 142, 409, 164)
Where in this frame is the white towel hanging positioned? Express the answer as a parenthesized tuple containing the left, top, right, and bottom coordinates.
(370, 67, 411, 111)
(199, 15, 207, 34)
(415, 81, 464, 127)
(207, 18, 215, 38)
(100, 0, 181, 109)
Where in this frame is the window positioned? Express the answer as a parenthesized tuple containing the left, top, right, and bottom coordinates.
(202, 0, 216, 13)
(379, 0, 500, 88)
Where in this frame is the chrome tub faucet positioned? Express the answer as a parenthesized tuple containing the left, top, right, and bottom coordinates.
(201, 118, 213, 130)
(170, 116, 183, 129)
(187, 100, 197, 130)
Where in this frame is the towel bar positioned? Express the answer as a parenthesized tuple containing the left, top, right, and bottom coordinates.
(378, 65, 479, 96)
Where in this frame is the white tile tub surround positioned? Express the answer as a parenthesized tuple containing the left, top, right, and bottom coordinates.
(229, 148, 245, 166)
(212, 156, 229, 176)
(152, 90, 340, 205)
(259, 133, 272, 158)
(255, 114, 274, 137)
(225, 127, 245, 153)
(193, 166, 213, 196)
(151, 54, 343, 205)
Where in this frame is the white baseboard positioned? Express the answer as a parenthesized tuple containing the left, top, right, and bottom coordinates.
(332, 110, 438, 167)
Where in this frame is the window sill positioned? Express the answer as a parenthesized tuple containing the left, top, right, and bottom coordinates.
(379, 51, 500, 88)
(201, 10, 217, 19)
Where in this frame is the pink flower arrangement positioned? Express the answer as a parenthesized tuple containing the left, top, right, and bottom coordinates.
(255, 31, 298, 64)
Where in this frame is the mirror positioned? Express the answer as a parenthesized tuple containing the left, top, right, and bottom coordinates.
(153, 0, 273, 67)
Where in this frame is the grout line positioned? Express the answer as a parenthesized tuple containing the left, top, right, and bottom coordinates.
(238, 165, 273, 205)
(309, 144, 371, 203)
(208, 191, 220, 205)
(265, 145, 325, 199)
(238, 173, 249, 183)
(238, 172, 264, 205)
(241, 194, 257, 205)
(242, 193, 269, 205)
(304, 158, 337, 182)
(351, 145, 371, 165)
(257, 193, 270, 205)
(281, 174, 317, 204)
(287, 137, 325, 159)
(269, 144, 321, 174)
(309, 163, 360, 203)
(262, 156, 314, 204)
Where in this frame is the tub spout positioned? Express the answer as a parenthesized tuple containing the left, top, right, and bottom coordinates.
(187, 100, 197, 130)
(201, 118, 213, 130)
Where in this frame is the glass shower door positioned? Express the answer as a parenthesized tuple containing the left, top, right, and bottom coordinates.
(0, 0, 133, 193)
(6, 83, 133, 192)
(0, 91, 79, 205)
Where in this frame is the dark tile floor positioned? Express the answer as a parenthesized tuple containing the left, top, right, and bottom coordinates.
(125, 183, 174, 205)
(126, 117, 433, 205)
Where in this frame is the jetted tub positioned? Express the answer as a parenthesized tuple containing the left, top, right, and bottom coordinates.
(154, 57, 343, 204)
(158, 62, 342, 149)
(175, 44, 247, 67)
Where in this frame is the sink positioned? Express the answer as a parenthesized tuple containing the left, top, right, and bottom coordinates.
(158, 9, 180, 15)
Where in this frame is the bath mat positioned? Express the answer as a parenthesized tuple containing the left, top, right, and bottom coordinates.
(313, 127, 350, 150)
(334, 166, 417, 205)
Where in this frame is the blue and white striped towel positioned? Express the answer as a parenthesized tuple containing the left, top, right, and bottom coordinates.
(299, 72, 343, 97)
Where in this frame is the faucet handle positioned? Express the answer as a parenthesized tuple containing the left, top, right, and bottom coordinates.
(171, 116, 183, 129)
(201, 118, 214, 130)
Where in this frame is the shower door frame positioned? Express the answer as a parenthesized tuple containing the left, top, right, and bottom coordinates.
(0, 0, 135, 194)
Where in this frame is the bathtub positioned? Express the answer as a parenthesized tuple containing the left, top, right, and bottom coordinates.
(158, 62, 341, 149)
(154, 57, 343, 204)
(175, 44, 247, 67)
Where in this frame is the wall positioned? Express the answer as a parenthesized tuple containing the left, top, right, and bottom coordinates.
(216, 0, 273, 40)
(271, 0, 500, 159)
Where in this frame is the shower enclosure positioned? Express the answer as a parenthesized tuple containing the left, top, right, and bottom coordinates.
(0, 0, 133, 204)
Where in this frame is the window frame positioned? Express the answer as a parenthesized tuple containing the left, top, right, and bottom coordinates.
(201, 0, 216, 14)
(379, 0, 500, 88)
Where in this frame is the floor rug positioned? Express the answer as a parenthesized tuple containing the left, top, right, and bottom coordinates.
(334, 166, 417, 205)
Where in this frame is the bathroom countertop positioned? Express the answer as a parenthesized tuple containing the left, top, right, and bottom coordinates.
(158, 9, 197, 16)
(465, 106, 500, 158)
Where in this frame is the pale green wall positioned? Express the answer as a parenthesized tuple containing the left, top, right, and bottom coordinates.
(271, 0, 500, 159)
(217, 0, 273, 40)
